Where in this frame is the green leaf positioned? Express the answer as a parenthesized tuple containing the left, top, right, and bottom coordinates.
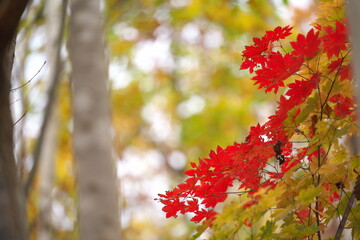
(258, 220, 277, 238)
(295, 185, 322, 205)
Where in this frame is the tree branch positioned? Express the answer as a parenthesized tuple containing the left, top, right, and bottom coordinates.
(23, 0, 67, 199)
(334, 192, 355, 240)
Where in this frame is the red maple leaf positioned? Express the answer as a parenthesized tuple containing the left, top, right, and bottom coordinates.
(295, 208, 310, 223)
(328, 58, 352, 81)
(291, 28, 320, 58)
(158, 21, 352, 229)
(329, 94, 354, 118)
(241, 26, 293, 73)
(191, 209, 217, 224)
(252, 52, 303, 93)
(321, 20, 348, 59)
(266, 25, 293, 41)
(240, 37, 272, 73)
(286, 72, 320, 105)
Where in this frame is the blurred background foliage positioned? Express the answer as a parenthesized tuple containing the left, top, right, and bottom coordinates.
(12, 0, 317, 239)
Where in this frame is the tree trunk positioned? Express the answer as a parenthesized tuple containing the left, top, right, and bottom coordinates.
(348, 1, 360, 110)
(37, 1, 67, 239)
(0, 1, 29, 239)
(69, 0, 121, 240)
(341, 1, 360, 239)
(24, 0, 67, 199)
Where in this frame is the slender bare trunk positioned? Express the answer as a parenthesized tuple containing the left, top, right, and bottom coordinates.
(0, 1, 29, 239)
(37, 110, 59, 240)
(335, 1, 360, 239)
(24, 0, 67, 199)
(348, 2, 360, 113)
(37, 107, 59, 240)
(69, 0, 121, 239)
(37, 2, 66, 239)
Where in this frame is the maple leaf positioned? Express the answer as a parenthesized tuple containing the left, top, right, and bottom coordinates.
(266, 95, 293, 132)
(157, 145, 240, 224)
(191, 209, 217, 224)
(328, 58, 352, 81)
(321, 20, 348, 59)
(328, 58, 342, 73)
(296, 208, 310, 223)
(286, 73, 320, 105)
(266, 25, 293, 41)
(185, 198, 199, 213)
(252, 52, 303, 93)
(338, 64, 352, 81)
(158, 18, 353, 235)
(240, 37, 272, 73)
(329, 94, 354, 118)
(291, 29, 321, 58)
(241, 26, 293, 73)
(160, 195, 185, 218)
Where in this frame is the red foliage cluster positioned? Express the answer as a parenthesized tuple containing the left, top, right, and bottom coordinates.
(329, 94, 354, 118)
(240, 26, 293, 74)
(157, 20, 352, 226)
(321, 21, 348, 59)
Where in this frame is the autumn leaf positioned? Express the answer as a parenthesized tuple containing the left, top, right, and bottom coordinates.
(321, 20, 348, 59)
(291, 28, 320, 58)
(240, 26, 293, 73)
(159, 10, 356, 240)
(329, 93, 354, 118)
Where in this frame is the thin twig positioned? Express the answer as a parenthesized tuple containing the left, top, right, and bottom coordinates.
(10, 61, 46, 91)
(13, 110, 27, 126)
(10, 97, 22, 105)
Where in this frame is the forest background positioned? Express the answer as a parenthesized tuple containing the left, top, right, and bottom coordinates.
(1, 0, 323, 239)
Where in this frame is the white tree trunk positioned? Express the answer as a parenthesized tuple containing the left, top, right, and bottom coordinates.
(37, 2, 65, 238)
(37, 106, 58, 240)
(348, 1, 360, 118)
(69, 0, 121, 239)
(335, 1, 360, 239)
